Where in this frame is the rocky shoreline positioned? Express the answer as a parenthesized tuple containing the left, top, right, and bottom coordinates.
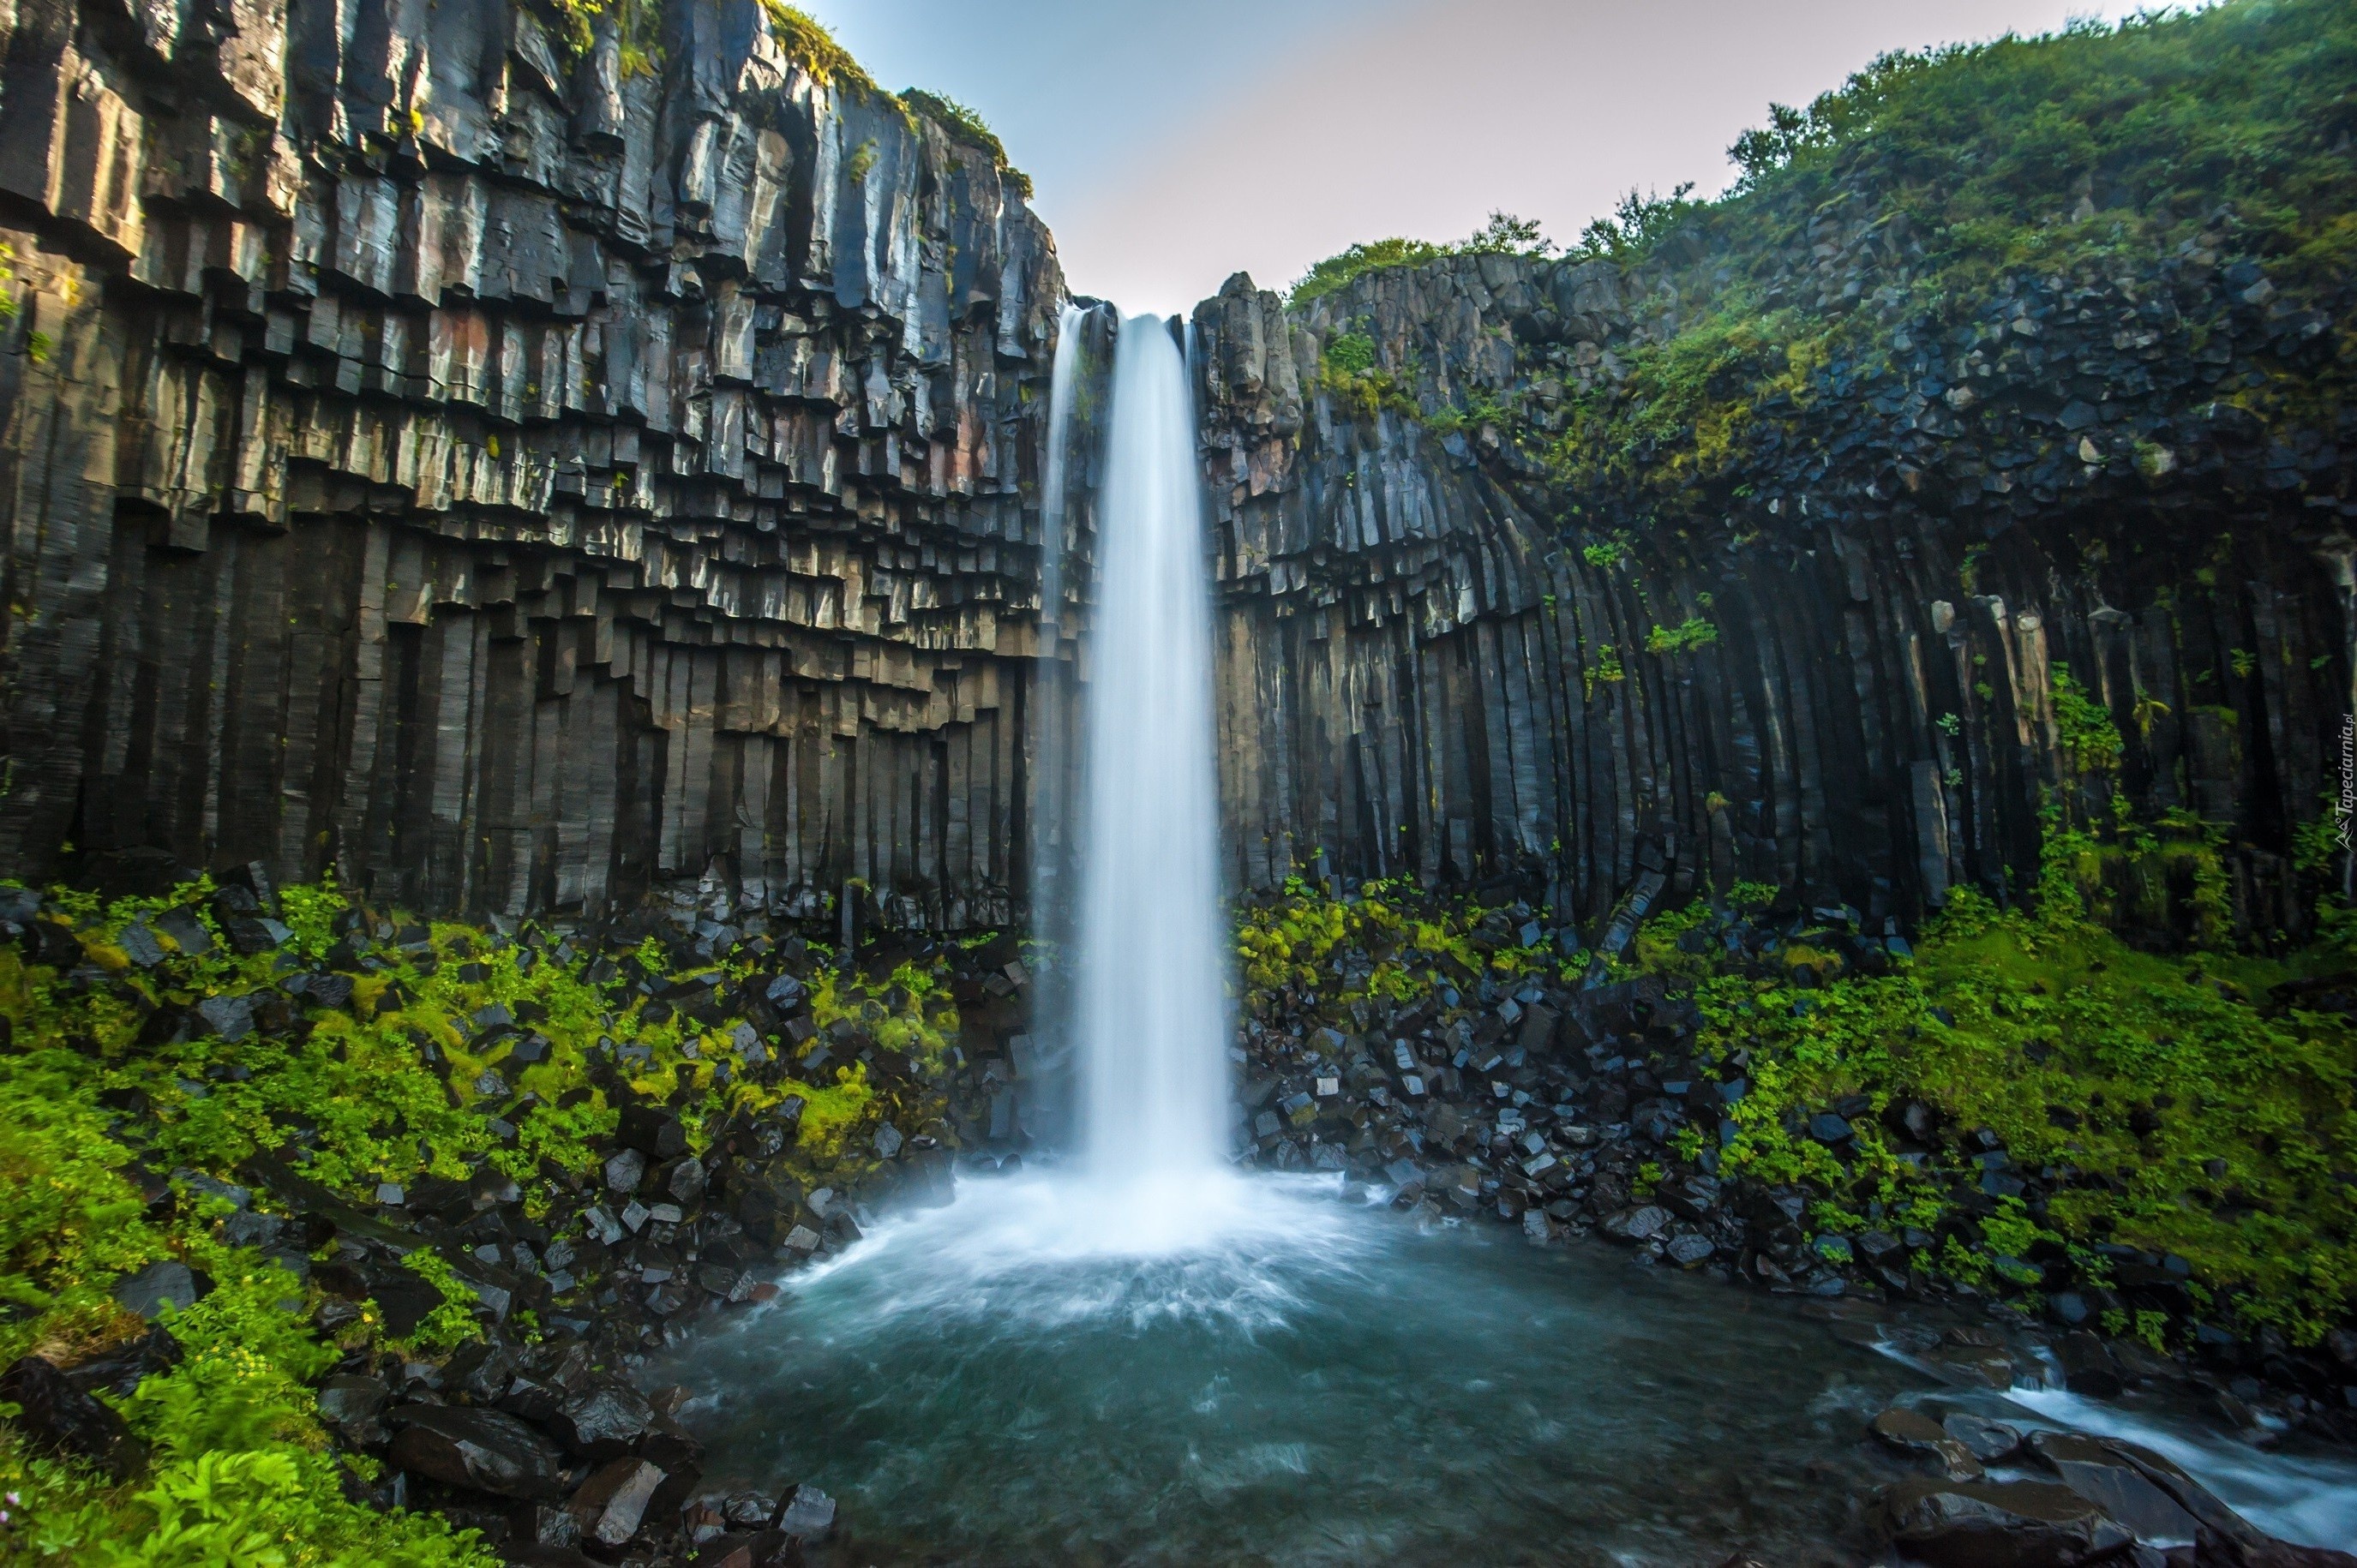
(1230, 887, 2357, 1453)
(4, 866, 2354, 1566)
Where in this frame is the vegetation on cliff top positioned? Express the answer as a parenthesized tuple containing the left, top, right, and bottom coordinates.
(898, 91, 1035, 200)
(1291, 0, 2355, 509)
(1546, 0, 2357, 500)
(1291, 212, 1554, 306)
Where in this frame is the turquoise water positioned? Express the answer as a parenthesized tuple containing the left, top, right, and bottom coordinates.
(666, 1173, 1928, 1565)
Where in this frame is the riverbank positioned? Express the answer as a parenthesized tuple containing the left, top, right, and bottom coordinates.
(2, 864, 2352, 1564)
(0, 867, 997, 1565)
(1229, 864, 2357, 1447)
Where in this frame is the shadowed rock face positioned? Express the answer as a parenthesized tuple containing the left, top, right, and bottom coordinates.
(1191, 241, 2352, 932)
(0, 4, 2345, 939)
(0, 0, 1064, 927)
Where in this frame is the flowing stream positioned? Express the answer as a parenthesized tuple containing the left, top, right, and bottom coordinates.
(663, 308, 2357, 1565)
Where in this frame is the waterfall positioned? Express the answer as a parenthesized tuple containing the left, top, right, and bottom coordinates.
(1076, 314, 1229, 1184)
(1024, 302, 1086, 1147)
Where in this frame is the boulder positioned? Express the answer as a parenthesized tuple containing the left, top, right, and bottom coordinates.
(0, 1356, 147, 1478)
(549, 1379, 656, 1458)
(1600, 1205, 1670, 1242)
(2024, 1430, 2201, 1545)
(62, 1326, 182, 1399)
(315, 1373, 392, 1447)
(567, 1457, 666, 1547)
(1941, 1412, 2023, 1463)
(387, 1404, 568, 1499)
(777, 1483, 837, 1543)
(690, 1530, 792, 1568)
(1869, 1407, 1986, 1481)
(2054, 1331, 2125, 1397)
(1880, 1477, 2134, 1567)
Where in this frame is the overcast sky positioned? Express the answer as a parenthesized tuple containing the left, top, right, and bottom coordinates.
(801, 0, 2163, 314)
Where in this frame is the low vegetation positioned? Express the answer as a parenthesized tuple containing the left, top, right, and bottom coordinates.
(0, 872, 957, 1561)
(1291, 212, 1553, 306)
(1237, 795, 2357, 1350)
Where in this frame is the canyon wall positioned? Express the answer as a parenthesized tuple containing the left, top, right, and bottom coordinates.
(2, 3, 2346, 943)
(1193, 234, 2353, 936)
(0, 0, 1065, 927)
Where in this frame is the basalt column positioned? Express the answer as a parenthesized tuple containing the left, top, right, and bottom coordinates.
(1193, 249, 2351, 937)
(0, 0, 1069, 928)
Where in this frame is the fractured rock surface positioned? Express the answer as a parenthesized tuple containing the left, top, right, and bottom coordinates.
(0, 0, 1065, 926)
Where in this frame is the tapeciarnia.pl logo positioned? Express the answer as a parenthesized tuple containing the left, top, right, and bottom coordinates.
(2340, 713, 2354, 851)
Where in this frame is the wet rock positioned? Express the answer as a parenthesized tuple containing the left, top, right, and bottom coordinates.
(604, 1149, 647, 1196)
(61, 1327, 182, 1400)
(2200, 1534, 2357, 1568)
(691, 1531, 793, 1568)
(2024, 1431, 2201, 1546)
(316, 1373, 392, 1447)
(777, 1482, 837, 1543)
(1659, 1173, 1721, 1221)
(1870, 1407, 1987, 1481)
(550, 1379, 657, 1458)
(1808, 1112, 1855, 1143)
(500, 1547, 603, 1568)
(387, 1404, 568, 1499)
(1942, 1412, 2024, 1463)
(2045, 1432, 2281, 1556)
(662, 1157, 708, 1206)
(1601, 1205, 1670, 1243)
(194, 993, 256, 1042)
(568, 1457, 666, 1547)
(1665, 1234, 1716, 1267)
(639, 1413, 706, 1475)
(1879, 1476, 2134, 1567)
(620, 1107, 689, 1162)
(0, 1356, 148, 1478)
(2054, 1331, 2125, 1397)
(508, 1501, 583, 1549)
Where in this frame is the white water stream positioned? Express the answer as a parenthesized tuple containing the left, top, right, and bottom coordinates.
(1073, 314, 1230, 1194)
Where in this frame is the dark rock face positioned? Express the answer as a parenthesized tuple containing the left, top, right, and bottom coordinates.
(1880, 1476, 2135, 1567)
(0, 1355, 149, 1478)
(1190, 247, 2348, 930)
(387, 1402, 571, 1499)
(0, 0, 1062, 927)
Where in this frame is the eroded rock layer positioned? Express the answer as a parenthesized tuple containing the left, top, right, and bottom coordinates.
(1194, 241, 2352, 933)
(0, 0, 1064, 925)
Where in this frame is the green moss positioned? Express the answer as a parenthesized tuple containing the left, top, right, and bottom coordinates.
(2052, 662, 2126, 775)
(762, 1064, 873, 1162)
(0, 934, 498, 1564)
(899, 89, 1033, 199)
(1672, 866, 2357, 1345)
(757, 1, 890, 102)
(1644, 617, 1719, 655)
(1290, 211, 1552, 305)
(548, 0, 663, 80)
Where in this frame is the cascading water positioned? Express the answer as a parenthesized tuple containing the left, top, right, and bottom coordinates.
(657, 305, 2357, 1566)
(1074, 314, 1229, 1187)
(1021, 300, 1088, 1151)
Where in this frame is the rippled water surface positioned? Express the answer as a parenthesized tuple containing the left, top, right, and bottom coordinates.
(665, 1171, 2357, 1565)
(667, 1172, 1940, 1565)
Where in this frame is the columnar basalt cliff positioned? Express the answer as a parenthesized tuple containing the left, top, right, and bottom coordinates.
(1194, 227, 2352, 937)
(0, 0, 1065, 926)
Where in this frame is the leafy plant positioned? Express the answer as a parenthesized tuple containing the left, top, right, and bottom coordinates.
(1644, 618, 1719, 655)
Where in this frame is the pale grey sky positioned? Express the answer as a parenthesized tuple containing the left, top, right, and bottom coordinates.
(804, 0, 2162, 313)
